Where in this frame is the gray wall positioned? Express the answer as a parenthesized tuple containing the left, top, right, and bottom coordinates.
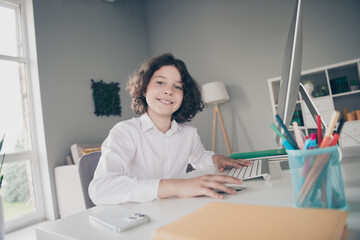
(33, 0, 149, 217)
(144, 0, 360, 154)
(32, 0, 360, 218)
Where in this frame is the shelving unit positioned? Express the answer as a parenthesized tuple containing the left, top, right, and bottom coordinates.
(268, 58, 360, 136)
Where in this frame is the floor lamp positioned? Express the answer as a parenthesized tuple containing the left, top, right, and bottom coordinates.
(202, 81, 232, 155)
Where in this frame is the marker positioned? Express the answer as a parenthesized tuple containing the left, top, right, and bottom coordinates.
(329, 134, 340, 146)
(304, 133, 317, 149)
(329, 118, 345, 146)
(282, 139, 295, 150)
(275, 114, 298, 149)
(336, 118, 345, 134)
(270, 124, 288, 141)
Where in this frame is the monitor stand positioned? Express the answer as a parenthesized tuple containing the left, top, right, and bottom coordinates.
(280, 161, 289, 170)
(279, 83, 328, 171)
(299, 83, 327, 129)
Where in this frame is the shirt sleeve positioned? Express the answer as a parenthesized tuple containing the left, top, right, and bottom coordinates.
(88, 123, 160, 205)
(188, 128, 215, 169)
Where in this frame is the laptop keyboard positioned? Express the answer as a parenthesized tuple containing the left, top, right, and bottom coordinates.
(227, 158, 271, 181)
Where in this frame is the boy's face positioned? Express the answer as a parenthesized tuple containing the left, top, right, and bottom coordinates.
(144, 65, 183, 120)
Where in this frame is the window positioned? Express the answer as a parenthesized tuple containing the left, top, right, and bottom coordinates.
(0, 0, 45, 232)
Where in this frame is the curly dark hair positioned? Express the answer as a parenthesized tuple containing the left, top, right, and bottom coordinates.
(127, 53, 204, 123)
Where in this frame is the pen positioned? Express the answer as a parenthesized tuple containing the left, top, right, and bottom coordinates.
(275, 114, 298, 149)
(317, 115, 323, 145)
(319, 111, 340, 148)
(292, 121, 305, 149)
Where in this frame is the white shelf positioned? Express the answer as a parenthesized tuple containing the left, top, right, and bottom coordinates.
(268, 58, 360, 136)
(332, 89, 360, 98)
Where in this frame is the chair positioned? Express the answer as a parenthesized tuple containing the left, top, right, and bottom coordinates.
(78, 151, 101, 209)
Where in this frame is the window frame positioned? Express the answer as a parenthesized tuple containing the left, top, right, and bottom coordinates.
(0, 0, 47, 232)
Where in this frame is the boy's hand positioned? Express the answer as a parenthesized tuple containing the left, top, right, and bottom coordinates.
(158, 175, 243, 200)
(212, 154, 252, 172)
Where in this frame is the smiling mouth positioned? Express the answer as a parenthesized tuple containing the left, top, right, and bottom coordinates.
(157, 98, 173, 105)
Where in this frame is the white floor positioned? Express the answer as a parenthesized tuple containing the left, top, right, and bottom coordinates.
(5, 221, 47, 240)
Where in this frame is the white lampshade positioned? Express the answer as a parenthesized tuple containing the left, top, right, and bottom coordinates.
(202, 81, 230, 105)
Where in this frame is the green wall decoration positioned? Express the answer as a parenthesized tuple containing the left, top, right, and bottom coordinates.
(91, 79, 121, 117)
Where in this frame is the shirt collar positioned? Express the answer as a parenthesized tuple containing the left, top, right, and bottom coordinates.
(140, 113, 181, 135)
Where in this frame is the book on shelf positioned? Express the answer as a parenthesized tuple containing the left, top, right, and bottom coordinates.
(330, 76, 350, 94)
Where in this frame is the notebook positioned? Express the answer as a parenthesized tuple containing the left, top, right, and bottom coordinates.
(228, 148, 287, 159)
(152, 202, 348, 240)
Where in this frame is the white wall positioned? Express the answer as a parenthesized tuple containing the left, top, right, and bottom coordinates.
(32, 0, 149, 218)
(144, 0, 360, 154)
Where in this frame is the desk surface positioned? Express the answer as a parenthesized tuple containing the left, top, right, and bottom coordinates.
(36, 155, 360, 240)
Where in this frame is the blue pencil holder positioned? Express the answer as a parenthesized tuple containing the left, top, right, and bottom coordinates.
(287, 146, 347, 210)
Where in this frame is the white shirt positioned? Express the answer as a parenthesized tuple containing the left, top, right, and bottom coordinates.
(89, 113, 215, 205)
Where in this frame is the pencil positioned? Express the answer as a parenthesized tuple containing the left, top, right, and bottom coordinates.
(317, 115, 323, 145)
(319, 111, 340, 148)
(316, 111, 339, 206)
(292, 121, 305, 149)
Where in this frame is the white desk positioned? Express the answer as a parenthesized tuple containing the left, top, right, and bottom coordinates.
(36, 154, 360, 240)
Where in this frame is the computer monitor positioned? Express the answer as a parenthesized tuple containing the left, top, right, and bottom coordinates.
(275, 0, 327, 146)
(275, 0, 302, 146)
